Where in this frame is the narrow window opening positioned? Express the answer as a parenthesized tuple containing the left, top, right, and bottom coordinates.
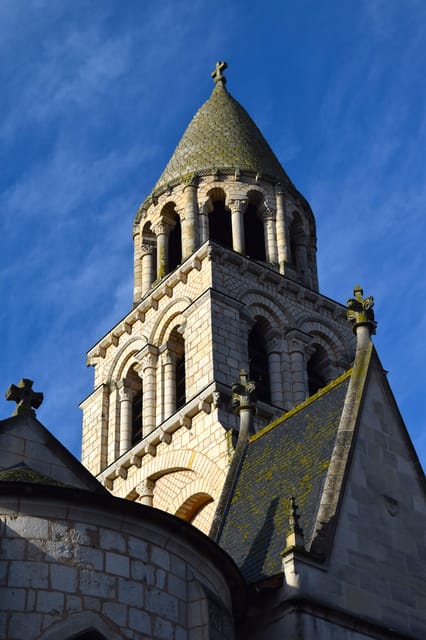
(248, 321, 271, 403)
(244, 203, 266, 260)
(307, 345, 329, 396)
(131, 388, 143, 446)
(168, 216, 182, 272)
(175, 353, 186, 409)
(209, 200, 232, 248)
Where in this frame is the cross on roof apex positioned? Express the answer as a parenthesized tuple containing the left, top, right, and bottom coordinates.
(5, 378, 44, 417)
(211, 60, 228, 85)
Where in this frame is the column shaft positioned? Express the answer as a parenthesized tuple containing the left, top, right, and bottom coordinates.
(276, 190, 290, 272)
(268, 351, 283, 407)
(119, 387, 134, 455)
(181, 183, 198, 259)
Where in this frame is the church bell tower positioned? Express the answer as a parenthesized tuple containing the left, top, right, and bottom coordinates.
(81, 62, 355, 534)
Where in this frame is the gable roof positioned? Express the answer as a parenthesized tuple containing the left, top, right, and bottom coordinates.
(218, 371, 352, 584)
(0, 413, 106, 494)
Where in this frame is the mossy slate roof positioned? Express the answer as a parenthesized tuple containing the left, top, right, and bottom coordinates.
(218, 372, 351, 584)
(154, 82, 291, 192)
(0, 463, 70, 487)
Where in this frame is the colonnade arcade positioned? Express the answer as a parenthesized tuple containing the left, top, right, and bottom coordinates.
(134, 180, 318, 303)
(111, 318, 345, 462)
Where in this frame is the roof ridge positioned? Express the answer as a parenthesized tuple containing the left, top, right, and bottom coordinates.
(249, 369, 353, 443)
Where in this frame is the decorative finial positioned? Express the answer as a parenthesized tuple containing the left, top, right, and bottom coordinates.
(6, 378, 43, 417)
(285, 496, 305, 551)
(347, 285, 377, 335)
(211, 61, 228, 85)
(232, 369, 256, 415)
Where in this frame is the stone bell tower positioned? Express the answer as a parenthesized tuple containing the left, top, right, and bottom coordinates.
(81, 62, 355, 534)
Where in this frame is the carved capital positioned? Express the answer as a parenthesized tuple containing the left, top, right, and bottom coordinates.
(118, 384, 136, 402)
(228, 198, 248, 214)
(141, 242, 155, 257)
(137, 478, 155, 497)
(153, 220, 173, 237)
(286, 329, 313, 354)
(183, 173, 199, 188)
(161, 350, 177, 367)
(135, 344, 158, 371)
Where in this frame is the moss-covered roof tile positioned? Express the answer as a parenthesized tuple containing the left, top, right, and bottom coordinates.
(154, 82, 290, 192)
(218, 372, 351, 584)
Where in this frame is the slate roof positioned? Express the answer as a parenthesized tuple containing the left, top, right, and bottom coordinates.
(0, 462, 70, 487)
(153, 81, 291, 192)
(218, 371, 351, 584)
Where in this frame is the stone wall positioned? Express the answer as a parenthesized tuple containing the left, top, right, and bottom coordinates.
(0, 487, 243, 640)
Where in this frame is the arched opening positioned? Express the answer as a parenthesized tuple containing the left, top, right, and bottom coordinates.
(125, 364, 143, 446)
(244, 203, 266, 260)
(208, 191, 232, 249)
(160, 202, 182, 276)
(169, 326, 186, 411)
(175, 492, 214, 523)
(248, 319, 271, 403)
(142, 221, 156, 256)
(307, 344, 330, 395)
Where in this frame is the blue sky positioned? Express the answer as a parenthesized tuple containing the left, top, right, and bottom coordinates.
(1, 0, 425, 468)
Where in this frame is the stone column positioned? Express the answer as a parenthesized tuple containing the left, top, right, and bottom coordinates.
(140, 242, 156, 296)
(229, 199, 247, 254)
(118, 384, 135, 455)
(286, 329, 313, 405)
(133, 230, 142, 302)
(136, 346, 158, 435)
(181, 176, 199, 259)
(267, 337, 284, 407)
(161, 350, 177, 419)
(138, 478, 155, 507)
(275, 186, 291, 273)
(154, 221, 170, 279)
(263, 207, 278, 265)
(199, 200, 212, 245)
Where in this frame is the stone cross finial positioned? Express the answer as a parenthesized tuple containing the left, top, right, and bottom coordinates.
(232, 369, 256, 415)
(211, 61, 228, 85)
(347, 285, 377, 335)
(5, 378, 43, 417)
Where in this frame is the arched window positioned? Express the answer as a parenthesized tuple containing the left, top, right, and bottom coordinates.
(248, 320, 271, 403)
(163, 327, 186, 417)
(124, 365, 143, 447)
(307, 344, 330, 395)
(208, 192, 232, 249)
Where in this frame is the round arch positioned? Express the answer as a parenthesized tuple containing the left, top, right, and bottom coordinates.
(39, 612, 127, 640)
(149, 296, 192, 346)
(106, 335, 148, 384)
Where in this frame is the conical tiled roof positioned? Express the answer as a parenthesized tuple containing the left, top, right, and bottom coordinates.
(153, 69, 291, 192)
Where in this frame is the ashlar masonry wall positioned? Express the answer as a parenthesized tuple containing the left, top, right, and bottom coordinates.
(0, 487, 243, 640)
